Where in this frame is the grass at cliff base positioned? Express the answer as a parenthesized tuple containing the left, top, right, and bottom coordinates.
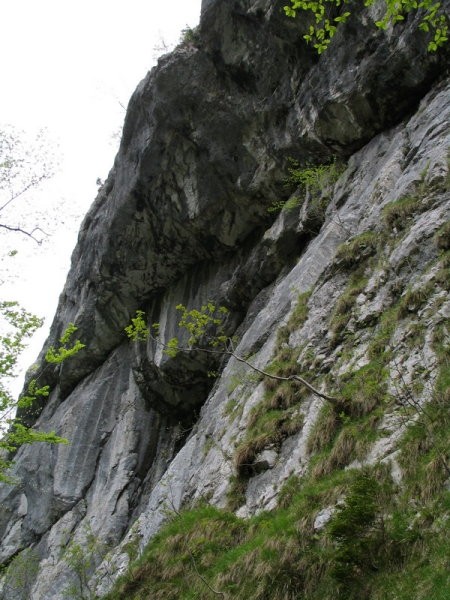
(105, 460, 450, 600)
(106, 272, 450, 600)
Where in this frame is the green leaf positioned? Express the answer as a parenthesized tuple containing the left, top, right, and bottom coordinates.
(124, 311, 149, 342)
(164, 337, 179, 358)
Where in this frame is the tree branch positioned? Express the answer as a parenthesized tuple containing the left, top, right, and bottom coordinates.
(0, 172, 50, 214)
(226, 343, 339, 404)
(0, 224, 48, 244)
(146, 331, 339, 404)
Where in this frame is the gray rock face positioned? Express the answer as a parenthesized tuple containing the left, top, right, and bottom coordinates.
(1, 1, 449, 598)
(24, 0, 447, 402)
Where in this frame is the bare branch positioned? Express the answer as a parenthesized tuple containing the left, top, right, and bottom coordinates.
(0, 126, 56, 245)
(227, 344, 339, 404)
(0, 172, 50, 214)
(0, 224, 47, 244)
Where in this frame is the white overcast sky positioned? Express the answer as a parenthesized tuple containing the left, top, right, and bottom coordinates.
(0, 0, 202, 394)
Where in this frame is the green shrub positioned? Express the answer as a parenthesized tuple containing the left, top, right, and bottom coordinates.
(124, 310, 149, 342)
(269, 159, 345, 216)
(179, 26, 200, 45)
(287, 158, 345, 194)
(284, 0, 449, 54)
(328, 471, 383, 590)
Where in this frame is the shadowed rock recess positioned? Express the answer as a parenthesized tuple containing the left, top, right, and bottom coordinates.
(1, 0, 449, 598)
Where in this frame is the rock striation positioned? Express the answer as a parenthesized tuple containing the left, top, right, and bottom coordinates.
(1, 1, 449, 598)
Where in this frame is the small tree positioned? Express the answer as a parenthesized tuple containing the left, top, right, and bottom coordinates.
(0, 125, 77, 483)
(0, 547, 40, 598)
(125, 304, 337, 404)
(63, 526, 112, 600)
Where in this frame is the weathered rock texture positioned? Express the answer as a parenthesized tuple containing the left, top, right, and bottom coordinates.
(1, 0, 449, 598)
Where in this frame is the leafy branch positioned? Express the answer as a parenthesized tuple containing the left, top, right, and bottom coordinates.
(284, 0, 448, 54)
(125, 305, 338, 404)
(45, 323, 86, 364)
(0, 319, 84, 483)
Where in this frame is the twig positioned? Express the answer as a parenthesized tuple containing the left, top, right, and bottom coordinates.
(0, 224, 48, 244)
(0, 173, 50, 214)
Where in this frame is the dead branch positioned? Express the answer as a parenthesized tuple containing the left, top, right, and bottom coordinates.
(0, 223, 47, 244)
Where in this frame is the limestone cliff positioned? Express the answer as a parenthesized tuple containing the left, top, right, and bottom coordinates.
(1, 1, 449, 598)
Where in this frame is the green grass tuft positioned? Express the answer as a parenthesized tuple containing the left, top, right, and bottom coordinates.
(434, 220, 450, 251)
(334, 231, 379, 269)
(381, 196, 421, 230)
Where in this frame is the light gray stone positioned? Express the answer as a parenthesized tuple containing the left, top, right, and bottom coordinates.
(253, 449, 278, 473)
(1, 1, 449, 597)
(17, 495, 27, 518)
(314, 507, 335, 531)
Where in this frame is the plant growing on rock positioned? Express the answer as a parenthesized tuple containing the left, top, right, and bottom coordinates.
(124, 309, 150, 342)
(381, 195, 421, 231)
(45, 322, 86, 364)
(284, 0, 448, 54)
(269, 158, 345, 218)
(334, 230, 379, 269)
(179, 25, 200, 46)
(125, 304, 337, 403)
(0, 547, 40, 598)
(63, 526, 112, 600)
(327, 469, 385, 590)
(287, 157, 345, 197)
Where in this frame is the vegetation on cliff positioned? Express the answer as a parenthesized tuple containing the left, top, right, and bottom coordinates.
(285, 0, 448, 53)
(105, 166, 450, 598)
